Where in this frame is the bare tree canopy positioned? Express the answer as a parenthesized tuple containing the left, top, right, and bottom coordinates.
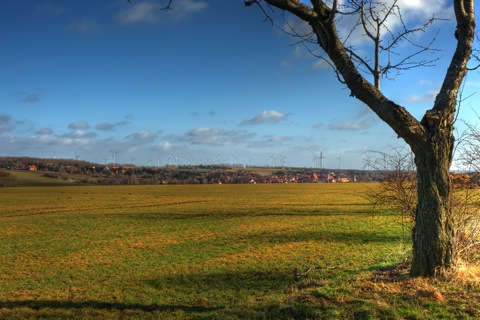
(135, 0, 477, 277)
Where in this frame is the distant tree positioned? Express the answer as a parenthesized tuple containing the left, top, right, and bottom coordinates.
(131, 0, 476, 276)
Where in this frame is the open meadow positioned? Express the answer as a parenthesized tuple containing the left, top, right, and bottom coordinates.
(1, 181, 479, 319)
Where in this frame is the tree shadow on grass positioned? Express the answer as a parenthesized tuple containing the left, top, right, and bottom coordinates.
(146, 268, 293, 297)
(0, 266, 406, 319)
(122, 204, 378, 221)
(0, 270, 290, 318)
(0, 300, 222, 313)
(202, 228, 404, 252)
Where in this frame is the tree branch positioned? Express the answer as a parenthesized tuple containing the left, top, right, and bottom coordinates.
(244, 0, 274, 25)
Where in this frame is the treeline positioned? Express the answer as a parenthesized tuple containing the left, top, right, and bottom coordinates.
(0, 156, 382, 186)
(0, 156, 98, 172)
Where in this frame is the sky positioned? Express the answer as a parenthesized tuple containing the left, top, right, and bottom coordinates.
(1, 0, 479, 169)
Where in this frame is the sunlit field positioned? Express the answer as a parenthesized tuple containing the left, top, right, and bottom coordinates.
(1, 183, 479, 319)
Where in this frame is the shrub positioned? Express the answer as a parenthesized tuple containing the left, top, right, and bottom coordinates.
(0, 171, 17, 187)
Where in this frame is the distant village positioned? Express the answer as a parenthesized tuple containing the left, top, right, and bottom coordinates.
(0, 156, 385, 186)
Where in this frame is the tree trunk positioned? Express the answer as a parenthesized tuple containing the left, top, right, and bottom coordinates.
(410, 134, 455, 277)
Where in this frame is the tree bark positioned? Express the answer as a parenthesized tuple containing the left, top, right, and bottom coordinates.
(410, 132, 455, 276)
(408, 0, 475, 276)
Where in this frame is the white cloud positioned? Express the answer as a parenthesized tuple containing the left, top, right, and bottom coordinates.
(329, 0, 453, 48)
(397, 0, 454, 20)
(36, 128, 54, 135)
(158, 141, 172, 151)
(64, 130, 97, 139)
(128, 130, 155, 141)
(241, 110, 289, 125)
(68, 121, 90, 130)
(96, 115, 132, 131)
(117, 2, 160, 25)
(31, 130, 94, 148)
(350, 0, 453, 38)
(95, 123, 115, 131)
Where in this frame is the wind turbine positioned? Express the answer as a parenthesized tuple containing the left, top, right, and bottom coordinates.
(232, 154, 238, 167)
(320, 152, 327, 170)
(131, 156, 135, 164)
(168, 155, 173, 166)
(147, 156, 152, 167)
(216, 154, 221, 165)
(270, 153, 276, 168)
(156, 153, 161, 167)
(280, 155, 286, 168)
(110, 149, 119, 166)
(75, 151, 80, 161)
(337, 155, 342, 171)
(103, 157, 108, 165)
(51, 152, 56, 159)
(249, 156, 255, 167)
(312, 152, 319, 168)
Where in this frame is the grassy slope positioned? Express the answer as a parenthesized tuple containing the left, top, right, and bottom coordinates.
(4, 169, 75, 187)
(0, 183, 478, 319)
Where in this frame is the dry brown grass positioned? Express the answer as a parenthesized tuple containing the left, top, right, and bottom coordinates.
(442, 261, 480, 289)
(359, 261, 480, 307)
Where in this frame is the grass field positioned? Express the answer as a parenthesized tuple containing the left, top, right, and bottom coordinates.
(1, 181, 479, 319)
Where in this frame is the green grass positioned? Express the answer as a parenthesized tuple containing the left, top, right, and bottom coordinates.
(0, 183, 478, 319)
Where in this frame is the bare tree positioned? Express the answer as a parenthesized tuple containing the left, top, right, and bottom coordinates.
(136, 0, 476, 277)
(256, 0, 476, 277)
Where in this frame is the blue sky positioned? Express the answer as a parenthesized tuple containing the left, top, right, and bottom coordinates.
(1, 0, 479, 169)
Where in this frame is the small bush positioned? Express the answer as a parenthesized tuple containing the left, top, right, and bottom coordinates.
(0, 171, 16, 187)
